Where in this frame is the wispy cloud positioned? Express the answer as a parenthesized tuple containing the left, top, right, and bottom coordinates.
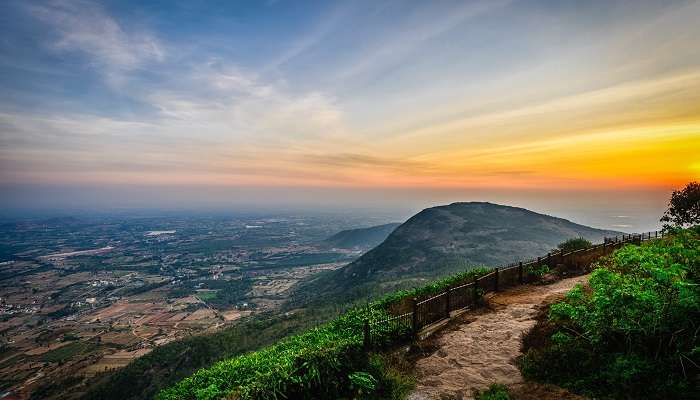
(147, 62, 346, 145)
(334, 0, 511, 80)
(1, 0, 698, 193)
(0, 58, 351, 185)
(263, 3, 351, 73)
(27, 0, 164, 84)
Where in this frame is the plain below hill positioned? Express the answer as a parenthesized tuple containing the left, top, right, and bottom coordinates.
(322, 223, 401, 250)
(295, 202, 621, 305)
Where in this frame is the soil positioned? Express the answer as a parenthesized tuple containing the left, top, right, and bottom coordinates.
(406, 275, 588, 400)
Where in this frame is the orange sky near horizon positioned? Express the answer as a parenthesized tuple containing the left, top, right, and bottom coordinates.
(1, 1, 699, 197)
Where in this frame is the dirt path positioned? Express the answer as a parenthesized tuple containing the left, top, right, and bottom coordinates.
(408, 275, 588, 400)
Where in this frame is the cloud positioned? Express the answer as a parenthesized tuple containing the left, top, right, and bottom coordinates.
(263, 3, 351, 72)
(379, 68, 700, 149)
(304, 152, 431, 171)
(0, 58, 352, 186)
(27, 0, 164, 84)
(147, 63, 346, 145)
(335, 0, 511, 80)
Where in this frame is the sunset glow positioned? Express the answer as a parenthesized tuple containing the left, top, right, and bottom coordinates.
(1, 0, 699, 208)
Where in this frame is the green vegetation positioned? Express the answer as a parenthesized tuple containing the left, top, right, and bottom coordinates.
(47, 305, 76, 319)
(525, 263, 549, 280)
(475, 384, 511, 400)
(556, 237, 592, 253)
(661, 181, 700, 228)
(372, 267, 490, 312)
(520, 227, 700, 399)
(196, 290, 217, 301)
(120, 280, 170, 296)
(170, 278, 253, 309)
(30, 376, 83, 400)
(41, 341, 96, 363)
(157, 268, 491, 400)
(300, 202, 618, 308)
(82, 310, 331, 400)
(323, 223, 401, 249)
(156, 306, 399, 400)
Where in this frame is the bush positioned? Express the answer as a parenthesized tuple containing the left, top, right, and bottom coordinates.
(475, 383, 511, 400)
(557, 237, 592, 253)
(521, 229, 700, 399)
(526, 264, 549, 279)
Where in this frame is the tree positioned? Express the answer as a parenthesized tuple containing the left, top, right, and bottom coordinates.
(557, 237, 592, 253)
(661, 181, 700, 227)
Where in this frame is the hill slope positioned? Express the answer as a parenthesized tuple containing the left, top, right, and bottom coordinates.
(298, 202, 619, 303)
(322, 223, 401, 250)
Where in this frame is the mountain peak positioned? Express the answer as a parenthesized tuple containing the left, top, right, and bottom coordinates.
(296, 202, 620, 305)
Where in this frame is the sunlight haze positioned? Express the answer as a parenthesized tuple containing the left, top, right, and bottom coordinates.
(1, 0, 698, 220)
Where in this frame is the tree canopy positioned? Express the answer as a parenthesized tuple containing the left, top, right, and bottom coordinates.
(661, 181, 700, 227)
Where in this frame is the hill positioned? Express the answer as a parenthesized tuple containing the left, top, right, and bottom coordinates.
(297, 202, 620, 303)
(322, 223, 401, 250)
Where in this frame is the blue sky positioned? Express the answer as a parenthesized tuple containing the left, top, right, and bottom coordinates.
(0, 0, 699, 225)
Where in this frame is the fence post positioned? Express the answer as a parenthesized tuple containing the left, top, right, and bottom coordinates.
(363, 319, 370, 350)
(655, 230, 658, 238)
(473, 277, 479, 304)
(518, 261, 523, 284)
(547, 252, 551, 267)
(494, 268, 499, 292)
(445, 287, 451, 318)
(411, 298, 419, 337)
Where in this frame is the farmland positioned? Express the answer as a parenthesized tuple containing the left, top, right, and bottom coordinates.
(0, 211, 395, 399)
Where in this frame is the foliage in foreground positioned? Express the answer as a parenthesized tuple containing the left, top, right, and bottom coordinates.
(521, 227, 700, 399)
(475, 383, 511, 400)
(83, 310, 332, 400)
(157, 267, 489, 400)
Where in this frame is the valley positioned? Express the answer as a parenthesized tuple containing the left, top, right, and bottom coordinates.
(0, 212, 395, 399)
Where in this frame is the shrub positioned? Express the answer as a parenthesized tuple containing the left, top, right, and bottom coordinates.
(526, 264, 549, 279)
(521, 229, 700, 399)
(557, 237, 592, 253)
(475, 383, 511, 400)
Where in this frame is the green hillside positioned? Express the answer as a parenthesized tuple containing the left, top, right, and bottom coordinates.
(156, 267, 492, 400)
(322, 222, 401, 250)
(157, 228, 697, 400)
(298, 202, 620, 305)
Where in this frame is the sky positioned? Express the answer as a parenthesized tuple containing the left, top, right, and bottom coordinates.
(1, 0, 699, 229)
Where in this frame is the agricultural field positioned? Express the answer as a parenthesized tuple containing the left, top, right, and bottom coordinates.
(0, 212, 394, 399)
